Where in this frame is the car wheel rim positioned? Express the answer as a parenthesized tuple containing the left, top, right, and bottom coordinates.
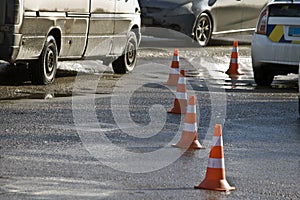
(195, 17, 211, 45)
(126, 40, 136, 67)
(45, 46, 55, 77)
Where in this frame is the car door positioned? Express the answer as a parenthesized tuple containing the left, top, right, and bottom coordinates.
(84, 0, 115, 57)
(209, 0, 244, 33)
(112, 0, 138, 55)
(241, 0, 269, 30)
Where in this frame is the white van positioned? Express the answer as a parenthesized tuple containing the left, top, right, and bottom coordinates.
(0, 0, 141, 84)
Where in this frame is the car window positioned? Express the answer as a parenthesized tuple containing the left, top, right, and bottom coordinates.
(269, 4, 300, 17)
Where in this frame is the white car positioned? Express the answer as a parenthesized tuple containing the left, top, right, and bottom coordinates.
(251, 0, 300, 86)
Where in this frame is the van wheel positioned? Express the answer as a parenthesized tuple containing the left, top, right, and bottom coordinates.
(112, 31, 137, 74)
(31, 35, 58, 84)
(253, 67, 274, 86)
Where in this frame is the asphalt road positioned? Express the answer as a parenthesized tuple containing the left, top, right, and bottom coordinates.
(0, 42, 299, 199)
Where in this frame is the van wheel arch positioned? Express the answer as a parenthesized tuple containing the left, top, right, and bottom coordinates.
(112, 30, 138, 74)
(30, 35, 58, 85)
(48, 29, 62, 55)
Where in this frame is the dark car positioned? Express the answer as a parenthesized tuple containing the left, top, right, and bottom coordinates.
(139, 0, 268, 46)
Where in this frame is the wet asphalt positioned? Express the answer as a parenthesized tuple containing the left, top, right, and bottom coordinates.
(0, 42, 299, 199)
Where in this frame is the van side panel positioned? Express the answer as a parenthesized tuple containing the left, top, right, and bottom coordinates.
(56, 15, 89, 58)
(0, 0, 141, 64)
(112, 0, 140, 55)
(84, 0, 115, 57)
(23, 0, 89, 13)
(16, 15, 50, 59)
(16, 0, 89, 60)
(0, 0, 22, 62)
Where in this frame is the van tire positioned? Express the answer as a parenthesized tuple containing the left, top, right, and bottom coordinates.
(112, 31, 137, 74)
(31, 35, 58, 85)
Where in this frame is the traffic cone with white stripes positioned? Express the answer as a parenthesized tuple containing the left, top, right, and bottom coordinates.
(166, 49, 180, 86)
(225, 40, 243, 75)
(194, 124, 236, 191)
(168, 69, 187, 114)
(172, 96, 204, 149)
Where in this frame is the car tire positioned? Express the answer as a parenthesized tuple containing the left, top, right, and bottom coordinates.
(31, 35, 58, 85)
(194, 13, 213, 47)
(253, 66, 274, 86)
(112, 31, 138, 74)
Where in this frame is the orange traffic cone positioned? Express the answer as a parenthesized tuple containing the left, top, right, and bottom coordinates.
(225, 41, 243, 76)
(166, 49, 180, 86)
(168, 70, 187, 114)
(195, 124, 236, 191)
(172, 96, 204, 149)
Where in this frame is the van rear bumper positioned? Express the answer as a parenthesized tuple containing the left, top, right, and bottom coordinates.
(0, 33, 22, 63)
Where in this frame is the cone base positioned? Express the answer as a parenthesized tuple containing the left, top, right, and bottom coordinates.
(168, 98, 187, 114)
(172, 140, 204, 150)
(225, 69, 244, 76)
(168, 102, 187, 114)
(168, 109, 185, 114)
(194, 179, 236, 191)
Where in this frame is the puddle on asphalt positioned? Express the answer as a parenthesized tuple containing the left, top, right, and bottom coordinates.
(185, 70, 201, 77)
(223, 78, 255, 90)
(0, 91, 74, 101)
(222, 74, 299, 90)
(271, 82, 298, 89)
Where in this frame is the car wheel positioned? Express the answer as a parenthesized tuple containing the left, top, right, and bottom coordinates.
(194, 13, 212, 47)
(31, 35, 58, 85)
(253, 66, 274, 86)
(112, 31, 137, 74)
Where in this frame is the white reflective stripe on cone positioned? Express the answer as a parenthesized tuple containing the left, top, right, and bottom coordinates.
(173, 56, 179, 62)
(230, 58, 237, 63)
(207, 158, 225, 169)
(170, 68, 180, 74)
(177, 77, 186, 84)
(176, 92, 187, 100)
(212, 136, 223, 147)
(183, 122, 197, 132)
(232, 47, 238, 52)
(186, 105, 196, 113)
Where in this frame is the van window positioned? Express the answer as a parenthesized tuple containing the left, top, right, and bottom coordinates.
(3, 0, 20, 24)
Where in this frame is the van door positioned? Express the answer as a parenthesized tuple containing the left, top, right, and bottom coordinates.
(112, 0, 137, 55)
(84, 0, 115, 57)
(16, 0, 90, 60)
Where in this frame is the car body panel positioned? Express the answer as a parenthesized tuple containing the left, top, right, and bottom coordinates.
(139, 0, 268, 40)
(207, 0, 243, 33)
(251, 1, 300, 75)
(241, 0, 269, 30)
(252, 34, 300, 67)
